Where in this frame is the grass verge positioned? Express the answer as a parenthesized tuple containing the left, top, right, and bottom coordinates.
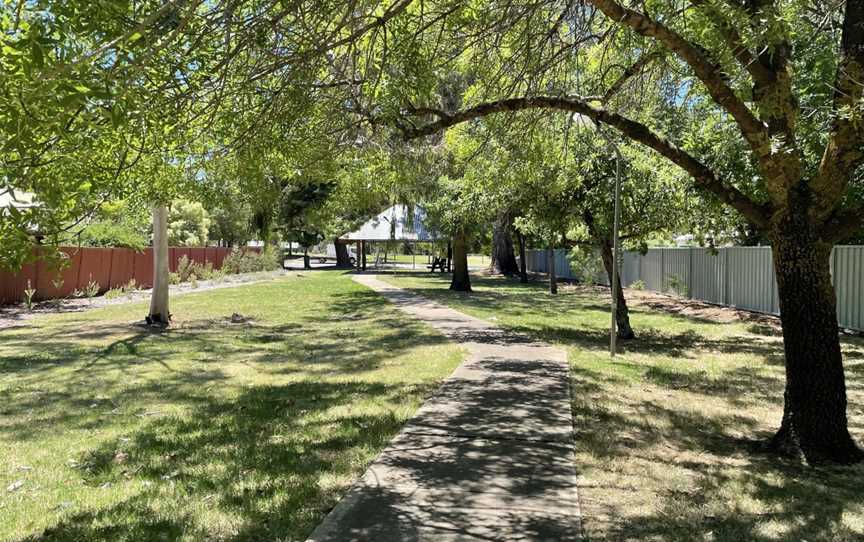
(382, 271, 864, 542)
(0, 271, 463, 541)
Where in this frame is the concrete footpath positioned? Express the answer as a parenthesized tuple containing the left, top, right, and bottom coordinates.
(307, 275, 581, 541)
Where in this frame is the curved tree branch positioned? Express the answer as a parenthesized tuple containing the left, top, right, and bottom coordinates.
(586, 0, 769, 154)
(690, 0, 775, 87)
(402, 95, 770, 227)
(601, 50, 662, 103)
(813, 0, 864, 222)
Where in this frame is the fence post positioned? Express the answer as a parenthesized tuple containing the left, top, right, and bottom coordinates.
(688, 247, 694, 299)
(770, 248, 778, 315)
(661, 249, 665, 293)
(723, 248, 730, 306)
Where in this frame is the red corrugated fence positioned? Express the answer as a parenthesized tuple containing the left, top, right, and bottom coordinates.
(0, 246, 258, 305)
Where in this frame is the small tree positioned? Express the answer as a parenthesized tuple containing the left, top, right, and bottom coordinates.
(167, 200, 211, 247)
(278, 179, 335, 268)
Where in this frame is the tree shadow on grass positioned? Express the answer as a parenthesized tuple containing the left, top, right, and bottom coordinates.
(570, 362, 864, 542)
(23, 380, 430, 542)
(392, 271, 864, 540)
(0, 305, 449, 443)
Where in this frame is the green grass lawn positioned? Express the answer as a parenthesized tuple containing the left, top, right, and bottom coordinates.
(0, 271, 464, 542)
(379, 253, 488, 267)
(381, 271, 864, 542)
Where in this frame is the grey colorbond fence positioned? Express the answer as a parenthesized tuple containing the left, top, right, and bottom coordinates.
(524, 246, 864, 332)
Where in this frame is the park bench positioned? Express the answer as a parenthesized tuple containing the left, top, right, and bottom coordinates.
(427, 257, 448, 272)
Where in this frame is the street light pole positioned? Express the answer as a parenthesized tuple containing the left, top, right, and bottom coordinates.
(597, 127, 623, 357)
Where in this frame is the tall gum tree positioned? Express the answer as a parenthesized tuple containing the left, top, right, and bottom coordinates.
(391, 0, 864, 464)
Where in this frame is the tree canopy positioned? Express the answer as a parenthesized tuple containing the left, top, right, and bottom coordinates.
(3, 0, 864, 463)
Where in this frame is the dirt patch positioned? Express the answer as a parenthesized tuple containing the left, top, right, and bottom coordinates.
(625, 288, 783, 330)
(0, 271, 288, 330)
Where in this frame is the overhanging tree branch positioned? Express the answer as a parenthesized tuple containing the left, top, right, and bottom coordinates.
(586, 0, 769, 154)
(690, 0, 775, 87)
(601, 50, 662, 103)
(402, 95, 770, 227)
(812, 0, 864, 221)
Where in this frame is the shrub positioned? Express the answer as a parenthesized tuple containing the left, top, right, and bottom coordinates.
(258, 248, 282, 271)
(23, 280, 36, 311)
(567, 247, 604, 284)
(84, 277, 100, 300)
(667, 274, 689, 297)
(198, 262, 215, 280)
(104, 287, 125, 300)
(79, 221, 147, 250)
(72, 275, 100, 301)
(176, 256, 196, 282)
(222, 248, 281, 274)
(175, 256, 218, 283)
(630, 279, 645, 290)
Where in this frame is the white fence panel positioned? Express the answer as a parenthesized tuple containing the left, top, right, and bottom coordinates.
(725, 247, 778, 315)
(690, 249, 725, 305)
(523, 245, 864, 331)
(834, 246, 864, 331)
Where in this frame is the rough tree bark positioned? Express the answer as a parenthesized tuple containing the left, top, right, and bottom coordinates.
(547, 240, 557, 295)
(450, 230, 472, 292)
(599, 238, 635, 340)
(516, 230, 528, 283)
(490, 211, 520, 275)
(767, 201, 863, 464)
(147, 204, 170, 326)
(334, 238, 351, 267)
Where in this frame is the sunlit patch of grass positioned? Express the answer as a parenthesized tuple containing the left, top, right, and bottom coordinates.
(382, 271, 864, 542)
(0, 271, 464, 541)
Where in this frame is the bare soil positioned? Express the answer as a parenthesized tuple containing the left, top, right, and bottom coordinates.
(0, 270, 288, 330)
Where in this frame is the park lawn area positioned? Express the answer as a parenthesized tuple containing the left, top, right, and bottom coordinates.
(382, 271, 864, 542)
(0, 271, 464, 542)
(383, 253, 489, 268)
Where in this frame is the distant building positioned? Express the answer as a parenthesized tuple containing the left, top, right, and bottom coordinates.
(0, 190, 37, 213)
(340, 204, 441, 242)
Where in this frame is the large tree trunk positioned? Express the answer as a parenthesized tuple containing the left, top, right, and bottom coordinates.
(147, 205, 170, 326)
(516, 230, 528, 283)
(450, 230, 472, 292)
(490, 211, 520, 275)
(599, 238, 635, 340)
(768, 213, 863, 464)
(547, 241, 557, 295)
(334, 238, 351, 267)
(303, 247, 311, 269)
